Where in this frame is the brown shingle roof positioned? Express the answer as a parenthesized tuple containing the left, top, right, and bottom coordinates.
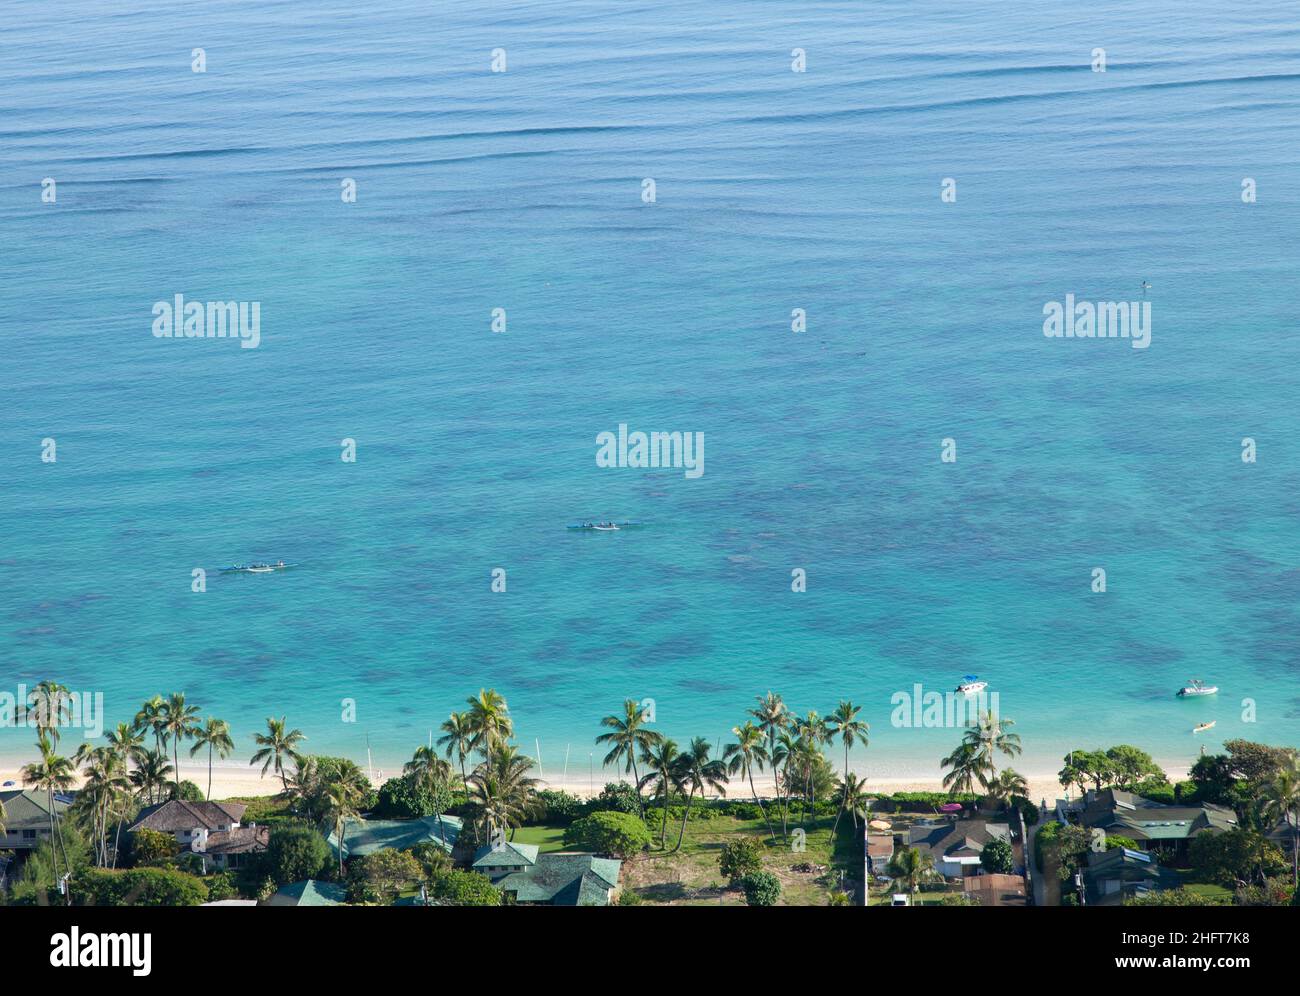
(129, 799, 246, 834)
(204, 826, 269, 855)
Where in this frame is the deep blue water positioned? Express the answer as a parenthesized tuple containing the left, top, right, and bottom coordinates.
(3, 0, 1300, 784)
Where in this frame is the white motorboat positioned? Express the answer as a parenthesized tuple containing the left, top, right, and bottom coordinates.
(1177, 679, 1218, 697)
(954, 675, 987, 695)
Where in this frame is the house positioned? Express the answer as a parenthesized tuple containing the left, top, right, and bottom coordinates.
(471, 844, 621, 906)
(962, 873, 1027, 907)
(1078, 790, 1236, 855)
(325, 814, 462, 862)
(0, 789, 72, 853)
(261, 879, 347, 906)
(1083, 846, 1180, 906)
(907, 819, 1012, 878)
(128, 799, 267, 872)
(865, 833, 895, 877)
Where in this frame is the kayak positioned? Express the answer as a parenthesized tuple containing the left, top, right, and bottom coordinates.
(566, 521, 642, 530)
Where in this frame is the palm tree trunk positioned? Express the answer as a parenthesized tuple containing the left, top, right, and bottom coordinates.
(672, 789, 695, 853)
(48, 787, 71, 904)
(207, 743, 214, 800)
(630, 754, 644, 819)
(1292, 824, 1298, 888)
(659, 783, 670, 848)
(750, 768, 775, 842)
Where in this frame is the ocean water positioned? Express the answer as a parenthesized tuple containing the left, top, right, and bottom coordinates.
(3, 0, 1300, 785)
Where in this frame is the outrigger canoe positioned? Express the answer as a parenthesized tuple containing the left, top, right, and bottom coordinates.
(566, 521, 643, 530)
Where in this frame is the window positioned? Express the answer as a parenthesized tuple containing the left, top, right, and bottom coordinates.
(23, 830, 37, 839)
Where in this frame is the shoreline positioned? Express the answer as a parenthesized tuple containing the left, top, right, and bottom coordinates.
(0, 754, 1194, 807)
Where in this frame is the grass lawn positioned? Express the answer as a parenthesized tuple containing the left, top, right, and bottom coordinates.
(619, 811, 862, 906)
(509, 825, 570, 852)
(1180, 882, 1234, 903)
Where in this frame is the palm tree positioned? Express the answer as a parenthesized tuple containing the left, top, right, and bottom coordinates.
(130, 748, 174, 805)
(793, 712, 829, 826)
(986, 768, 1028, 806)
(886, 845, 940, 902)
(941, 740, 987, 798)
(437, 711, 475, 799)
(724, 721, 774, 841)
(404, 745, 453, 844)
(134, 695, 168, 755)
(323, 780, 361, 878)
(282, 756, 320, 816)
(77, 747, 129, 866)
(106, 722, 146, 767)
(638, 737, 682, 849)
(596, 699, 661, 818)
(468, 742, 540, 844)
(963, 711, 1022, 786)
(190, 718, 235, 800)
(30, 681, 72, 745)
(1261, 757, 1300, 886)
(465, 689, 513, 756)
(774, 729, 800, 834)
(21, 733, 76, 897)
(672, 737, 728, 853)
(750, 692, 790, 830)
(828, 700, 869, 827)
(834, 771, 870, 838)
(162, 693, 202, 794)
(250, 716, 306, 790)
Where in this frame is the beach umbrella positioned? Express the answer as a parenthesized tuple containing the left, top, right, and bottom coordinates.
(869, 819, 891, 831)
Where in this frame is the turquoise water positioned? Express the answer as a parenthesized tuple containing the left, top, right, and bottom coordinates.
(3, 0, 1300, 783)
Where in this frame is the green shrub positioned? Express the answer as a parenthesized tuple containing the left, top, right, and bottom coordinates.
(132, 828, 180, 866)
(171, 780, 205, 802)
(1126, 888, 1230, 907)
(264, 823, 330, 885)
(431, 870, 501, 906)
(374, 773, 452, 820)
(594, 782, 642, 815)
(564, 811, 652, 858)
(721, 801, 766, 821)
(206, 871, 239, 901)
(408, 841, 453, 880)
(1034, 819, 1060, 873)
(740, 871, 781, 906)
(353, 849, 422, 904)
(718, 838, 763, 885)
(1009, 795, 1040, 826)
(535, 790, 585, 825)
(74, 867, 208, 906)
(979, 837, 1014, 875)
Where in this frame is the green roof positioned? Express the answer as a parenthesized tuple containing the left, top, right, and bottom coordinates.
(1081, 790, 1237, 841)
(493, 853, 621, 906)
(264, 879, 347, 907)
(472, 841, 539, 869)
(326, 814, 462, 860)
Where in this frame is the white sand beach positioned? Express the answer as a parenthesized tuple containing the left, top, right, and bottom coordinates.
(0, 756, 1194, 808)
